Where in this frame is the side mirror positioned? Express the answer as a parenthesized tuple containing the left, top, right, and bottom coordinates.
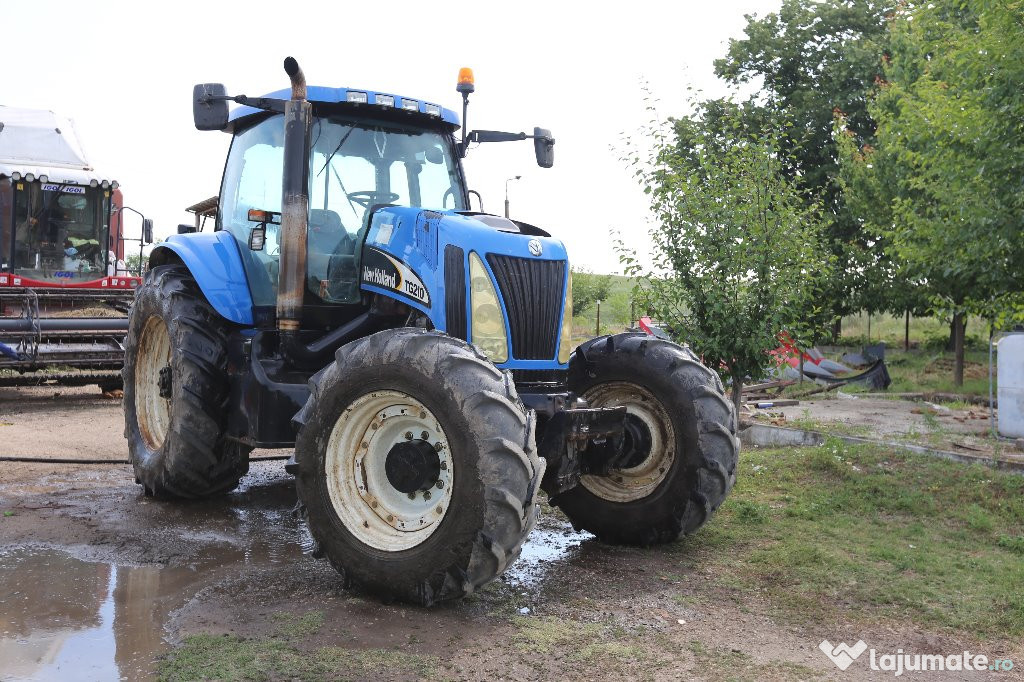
(142, 218, 154, 244)
(248, 226, 266, 251)
(177, 224, 197, 234)
(533, 127, 554, 168)
(193, 83, 229, 131)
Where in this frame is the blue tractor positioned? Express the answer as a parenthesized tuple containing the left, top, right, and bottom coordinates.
(122, 58, 738, 605)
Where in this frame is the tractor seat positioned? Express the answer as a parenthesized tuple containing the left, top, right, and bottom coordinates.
(307, 209, 357, 301)
(308, 209, 355, 255)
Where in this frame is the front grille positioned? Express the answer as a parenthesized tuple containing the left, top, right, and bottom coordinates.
(444, 245, 467, 341)
(486, 254, 565, 360)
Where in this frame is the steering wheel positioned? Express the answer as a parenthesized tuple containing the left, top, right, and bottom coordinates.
(347, 191, 400, 209)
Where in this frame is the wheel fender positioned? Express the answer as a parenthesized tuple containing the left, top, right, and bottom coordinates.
(149, 232, 253, 325)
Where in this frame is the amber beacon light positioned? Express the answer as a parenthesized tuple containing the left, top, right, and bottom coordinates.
(457, 67, 475, 94)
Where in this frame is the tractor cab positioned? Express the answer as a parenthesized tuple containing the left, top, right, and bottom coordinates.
(217, 97, 468, 310)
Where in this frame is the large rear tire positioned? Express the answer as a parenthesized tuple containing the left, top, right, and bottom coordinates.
(551, 332, 738, 545)
(122, 265, 249, 498)
(294, 328, 543, 606)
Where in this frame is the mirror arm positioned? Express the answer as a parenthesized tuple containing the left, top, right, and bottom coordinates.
(466, 130, 554, 144)
(197, 93, 287, 115)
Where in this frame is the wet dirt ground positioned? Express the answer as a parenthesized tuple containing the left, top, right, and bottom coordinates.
(1, 386, 1016, 680)
(759, 393, 1023, 462)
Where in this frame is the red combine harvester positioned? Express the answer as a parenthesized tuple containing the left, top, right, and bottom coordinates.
(0, 106, 147, 388)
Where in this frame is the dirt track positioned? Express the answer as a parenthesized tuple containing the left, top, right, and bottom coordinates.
(0, 386, 1009, 680)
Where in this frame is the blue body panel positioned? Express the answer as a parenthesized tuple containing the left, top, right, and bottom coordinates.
(362, 208, 571, 371)
(229, 86, 459, 128)
(151, 232, 254, 325)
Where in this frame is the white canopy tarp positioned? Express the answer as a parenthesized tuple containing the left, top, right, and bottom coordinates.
(0, 107, 114, 184)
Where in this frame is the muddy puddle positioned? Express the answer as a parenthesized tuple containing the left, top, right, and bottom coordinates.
(0, 469, 593, 680)
(505, 522, 593, 586)
(0, 549, 198, 681)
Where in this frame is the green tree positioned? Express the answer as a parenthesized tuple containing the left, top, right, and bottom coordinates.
(841, 0, 1024, 383)
(124, 252, 145, 276)
(570, 267, 613, 317)
(622, 106, 835, 425)
(715, 0, 895, 330)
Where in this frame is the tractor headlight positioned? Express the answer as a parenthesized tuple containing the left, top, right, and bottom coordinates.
(469, 252, 508, 363)
(557, 271, 574, 364)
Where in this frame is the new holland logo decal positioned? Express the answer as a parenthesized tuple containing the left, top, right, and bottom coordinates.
(361, 247, 431, 307)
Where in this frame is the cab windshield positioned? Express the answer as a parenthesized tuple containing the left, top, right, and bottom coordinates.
(3, 183, 110, 283)
(219, 114, 466, 306)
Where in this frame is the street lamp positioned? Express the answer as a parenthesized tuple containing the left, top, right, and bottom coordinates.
(504, 175, 521, 218)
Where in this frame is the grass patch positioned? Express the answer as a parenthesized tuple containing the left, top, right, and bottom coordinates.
(688, 640, 824, 681)
(679, 442, 1024, 638)
(160, 609, 435, 681)
(159, 635, 436, 682)
(512, 615, 647, 663)
(270, 610, 325, 639)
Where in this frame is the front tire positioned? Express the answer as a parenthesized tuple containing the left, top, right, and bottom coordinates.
(294, 328, 543, 606)
(551, 333, 738, 545)
(122, 265, 249, 498)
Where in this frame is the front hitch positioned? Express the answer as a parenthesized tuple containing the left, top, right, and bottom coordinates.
(529, 400, 628, 495)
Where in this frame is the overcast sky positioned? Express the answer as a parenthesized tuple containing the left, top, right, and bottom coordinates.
(4, 0, 779, 273)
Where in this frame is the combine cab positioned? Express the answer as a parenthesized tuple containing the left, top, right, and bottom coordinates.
(0, 107, 145, 387)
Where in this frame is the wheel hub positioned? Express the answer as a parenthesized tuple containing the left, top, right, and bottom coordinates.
(619, 413, 654, 469)
(325, 391, 454, 551)
(135, 316, 173, 451)
(157, 365, 173, 399)
(579, 381, 675, 503)
(385, 440, 441, 493)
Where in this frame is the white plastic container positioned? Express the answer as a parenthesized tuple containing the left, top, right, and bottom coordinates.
(997, 332, 1024, 438)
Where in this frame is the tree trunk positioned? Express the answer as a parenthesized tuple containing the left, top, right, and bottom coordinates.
(867, 313, 871, 342)
(731, 374, 743, 432)
(946, 315, 967, 352)
(832, 318, 842, 342)
(953, 311, 965, 387)
(905, 309, 911, 351)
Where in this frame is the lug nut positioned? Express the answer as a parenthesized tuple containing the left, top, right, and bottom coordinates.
(434, 442, 443, 451)
(405, 431, 413, 440)
(435, 480, 444, 489)
(440, 461, 448, 470)
(408, 492, 416, 500)
(421, 431, 429, 440)
(423, 491, 432, 500)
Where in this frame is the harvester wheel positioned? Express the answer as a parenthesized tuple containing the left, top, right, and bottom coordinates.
(552, 332, 738, 545)
(123, 265, 249, 498)
(294, 328, 543, 606)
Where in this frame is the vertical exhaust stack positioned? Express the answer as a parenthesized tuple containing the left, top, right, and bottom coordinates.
(277, 57, 312, 342)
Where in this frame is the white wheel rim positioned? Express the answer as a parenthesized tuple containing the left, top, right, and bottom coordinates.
(325, 390, 454, 551)
(580, 382, 675, 503)
(135, 315, 172, 451)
